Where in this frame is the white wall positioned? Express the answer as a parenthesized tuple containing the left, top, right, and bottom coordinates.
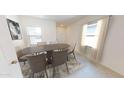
(0, 16, 22, 77)
(56, 27, 67, 43)
(66, 15, 124, 76)
(6, 15, 25, 51)
(101, 16, 124, 75)
(66, 24, 82, 52)
(19, 16, 56, 46)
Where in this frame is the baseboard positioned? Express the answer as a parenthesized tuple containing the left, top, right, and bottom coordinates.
(100, 63, 124, 77)
(77, 52, 124, 77)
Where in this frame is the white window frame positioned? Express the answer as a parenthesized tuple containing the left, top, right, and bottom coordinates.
(81, 20, 102, 48)
(26, 26, 42, 46)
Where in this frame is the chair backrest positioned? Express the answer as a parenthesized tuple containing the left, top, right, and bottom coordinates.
(22, 47, 32, 55)
(72, 43, 77, 52)
(26, 54, 46, 73)
(16, 49, 23, 58)
(37, 42, 47, 46)
(52, 50, 68, 67)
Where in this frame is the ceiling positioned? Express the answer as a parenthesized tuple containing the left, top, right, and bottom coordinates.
(31, 15, 85, 27)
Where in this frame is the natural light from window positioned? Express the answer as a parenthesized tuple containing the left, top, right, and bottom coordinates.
(27, 27, 42, 45)
(81, 20, 103, 48)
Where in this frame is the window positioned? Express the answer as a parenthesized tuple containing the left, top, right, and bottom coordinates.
(26, 27, 42, 45)
(81, 20, 102, 48)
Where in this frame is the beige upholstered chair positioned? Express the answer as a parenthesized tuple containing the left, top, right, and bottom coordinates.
(16, 49, 27, 65)
(67, 43, 76, 60)
(26, 54, 48, 78)
(52, 50, 69, 77)
(21, 47, 32, 55)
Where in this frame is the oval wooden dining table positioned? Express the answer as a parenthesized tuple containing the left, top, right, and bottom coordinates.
(22, 43, 70, 54)
(21, 43, 70, 63)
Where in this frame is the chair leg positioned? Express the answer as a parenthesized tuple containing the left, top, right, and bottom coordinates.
(73, 52, 76, 60)
(45, 70, 48, 78)
(67, 56, 69, 61)
(65, 62, 69, 74)
(23, 61, 26, 65)
(31, 72, 35, 78)
(52, 67, 55, 78)
(39, 72, 44, 78)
